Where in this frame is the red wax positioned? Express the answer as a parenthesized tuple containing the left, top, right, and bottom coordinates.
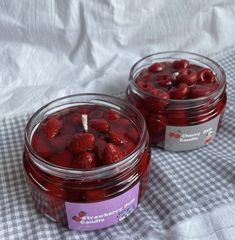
(31, 105, 140, 168)
(136, 60, 219, 100)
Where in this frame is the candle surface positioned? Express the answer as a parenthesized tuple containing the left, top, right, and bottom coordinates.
(32, 105, 140, 168)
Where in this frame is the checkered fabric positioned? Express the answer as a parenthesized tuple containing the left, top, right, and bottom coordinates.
(1, 48, 235, 240)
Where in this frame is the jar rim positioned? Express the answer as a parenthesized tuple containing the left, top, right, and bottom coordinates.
(129, 51, 226, 104)
(24, 93, 148, 179)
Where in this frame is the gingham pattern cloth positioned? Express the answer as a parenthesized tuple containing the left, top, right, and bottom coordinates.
(1, 48, 235, 240)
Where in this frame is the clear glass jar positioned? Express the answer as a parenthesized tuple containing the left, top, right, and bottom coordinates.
(127, 51, 226, 151)
(23, 94, 151, 231)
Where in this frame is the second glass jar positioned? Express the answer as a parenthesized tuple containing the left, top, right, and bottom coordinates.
(127, 51, 227, 151)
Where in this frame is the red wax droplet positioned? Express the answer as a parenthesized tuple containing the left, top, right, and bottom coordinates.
(148, 62, 164, 73)
(173, 59, 190, 69)
(177, 68, 198, 85)
(198, 68, 215, 83)
(169, 83, 189, 99)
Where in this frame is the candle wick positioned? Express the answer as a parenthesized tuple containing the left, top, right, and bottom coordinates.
(172, 72, 179, 80)
(81, 114, 88, 132)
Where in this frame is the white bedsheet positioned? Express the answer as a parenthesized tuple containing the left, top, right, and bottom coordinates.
(0, 0, 235, 239)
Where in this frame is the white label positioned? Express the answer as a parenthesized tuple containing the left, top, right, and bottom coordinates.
(164, 115, 220, 151)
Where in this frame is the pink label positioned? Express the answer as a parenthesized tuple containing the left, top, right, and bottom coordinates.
(65, 183, 140, 231)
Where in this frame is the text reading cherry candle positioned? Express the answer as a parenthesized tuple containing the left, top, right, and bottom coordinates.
(23, 94, 150, 230)
(127, 51, 226, 151)
(165, 115, 220, 151)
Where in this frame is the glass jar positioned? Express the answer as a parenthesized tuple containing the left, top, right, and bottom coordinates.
(23, 94, 151, 231)
(127, 51, 226, 151)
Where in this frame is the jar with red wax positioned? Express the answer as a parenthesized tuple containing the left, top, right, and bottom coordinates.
(127, 51, 226, 151)
(23, 94, 150, 231)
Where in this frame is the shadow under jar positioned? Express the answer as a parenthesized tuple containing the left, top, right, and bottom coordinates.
(23, 94, 151, 231)
(127, 51, 227, 151)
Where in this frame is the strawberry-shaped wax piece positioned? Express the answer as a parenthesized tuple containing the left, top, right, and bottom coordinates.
(108, 131, 128, 146)
(72, 152, 96, 169)
(43, 117, 62, 139)
(90, 119, 109, 133)
(69, 133, 95, 154)
(103, 143, 125, 164)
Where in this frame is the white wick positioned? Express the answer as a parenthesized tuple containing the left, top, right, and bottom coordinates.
(81, 114, 88, 132)
(172, 72, 179, 80)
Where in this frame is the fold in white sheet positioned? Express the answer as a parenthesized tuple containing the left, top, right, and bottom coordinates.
(0, 0, 235, 117)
